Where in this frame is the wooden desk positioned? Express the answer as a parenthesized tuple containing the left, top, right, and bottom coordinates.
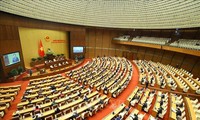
(16, 86, 82, 113)
(0, 85, 21, 89)
(0, 99, 11, 106)
(125, 86, 139, 105)
(152, 91, 161, 117)
(169, 94, 176, 120)
(125, 109, 139, 120)
(58, 95, 107, 120)
(171, 75, 183, 91)
(106, 79, 115, 89)
(191, 77, 200, 86)
(45, 59, 69, 68)
(0, 88, 20, 94)
(102, 103, 125, 120)
(59, 91, 98, 111)
(15, 91, 98, 118)
(109, 73, 129, 96)
(0, 93, 16, 98)
(184, 97, 197, 120)
(180, 76, 196, 93)
(0, 106, 7, 111)
(50, 61, 72, 71)
(138, 89, 150, 111)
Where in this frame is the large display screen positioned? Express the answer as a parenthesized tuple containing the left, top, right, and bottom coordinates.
(73, 46, 84, 53)
(3, 52, 21, 66)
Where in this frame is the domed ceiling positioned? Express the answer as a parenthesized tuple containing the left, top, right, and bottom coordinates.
(0, 0, 200, 29)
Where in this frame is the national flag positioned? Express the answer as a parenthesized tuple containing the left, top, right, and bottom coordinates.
(39, 40, 45, 57)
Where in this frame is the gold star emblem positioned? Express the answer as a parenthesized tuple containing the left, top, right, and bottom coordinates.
(40, 47, 44, 51)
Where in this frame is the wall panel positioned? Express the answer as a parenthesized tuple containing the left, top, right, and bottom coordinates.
(102, 49, 109, 57)
(102, 30, 110, 48)
(115, 50, 123, 57)
(88, 30, 96, 47)
(137, 47, 146, 60)
(109, 50, 116, 56)
(170, 53, 184, 67)
(85, 47, 89, 58)
(191, 60, 200, 78)
(19, 27, 69, 67)
(181, 55, 198, 72)
(161, 51, 173, 64)
(95, 49, 102, 57)
(144, 48, 154, 61)
(152, 49, 164, 62)
(85, 30, 89, 46)
(95, 30, 103, 48)
(0, 25, 24, 81)
(88, 48, 95, 58)
(70, 30, 85, 59)
(110, 31, 120, 48)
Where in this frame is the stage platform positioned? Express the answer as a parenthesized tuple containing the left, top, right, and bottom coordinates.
(7, 60, 86, 82)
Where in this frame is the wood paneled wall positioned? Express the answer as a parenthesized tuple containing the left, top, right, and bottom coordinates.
(0, 25, 24, 82)
(70, 31, 86, 59)
(85, 29, 129, 58)
(86, 28, 200, 78)
(0, 12, 86, 82)
(0, 12, 86, 59)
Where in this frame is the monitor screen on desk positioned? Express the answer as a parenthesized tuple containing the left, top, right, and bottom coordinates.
(73, 46, 84, 53)
(3, 52, 21, 66)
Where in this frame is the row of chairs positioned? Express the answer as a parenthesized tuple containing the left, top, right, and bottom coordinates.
(167, 65, 200, 92)
(170, 94, 186, 120)
(28, 74, 63, 85)
(126, 86, 196, 120)
(153, 92, 168, 119)
(67, 57, 133, 98)
(185, 97, 200, 120)
(135, 60, 200, 94)
(135, 60, 169, 89)
(158, 62, 199, 93)
(13, 91, 106, 120)
(0, 85, 21, 118)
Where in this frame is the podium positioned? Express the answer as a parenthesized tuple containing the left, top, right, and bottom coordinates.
(46, 54, 55, 60)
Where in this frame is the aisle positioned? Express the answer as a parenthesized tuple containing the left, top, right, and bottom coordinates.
(2, 81, 29, 120)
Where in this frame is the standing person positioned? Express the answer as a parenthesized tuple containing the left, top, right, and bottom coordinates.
(29, 69, 33, 76)
(145, 80, 149, 88)
(12, 53, 19, 63)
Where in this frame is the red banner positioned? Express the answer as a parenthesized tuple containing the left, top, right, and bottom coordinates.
(39, 40, 45, 57)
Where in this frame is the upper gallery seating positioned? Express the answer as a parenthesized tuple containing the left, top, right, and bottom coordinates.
(113, 35, 200, 50)
(113, 36, 169, 45)
(134, 60, 200, 94)
(66, 57, 133, 98)
(0, 85, 21, 118)
(131, 36, 170, 45)
(12, 73, 109, 120)
(113, 35, 131, 41)
(170, 39, 200, 50)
